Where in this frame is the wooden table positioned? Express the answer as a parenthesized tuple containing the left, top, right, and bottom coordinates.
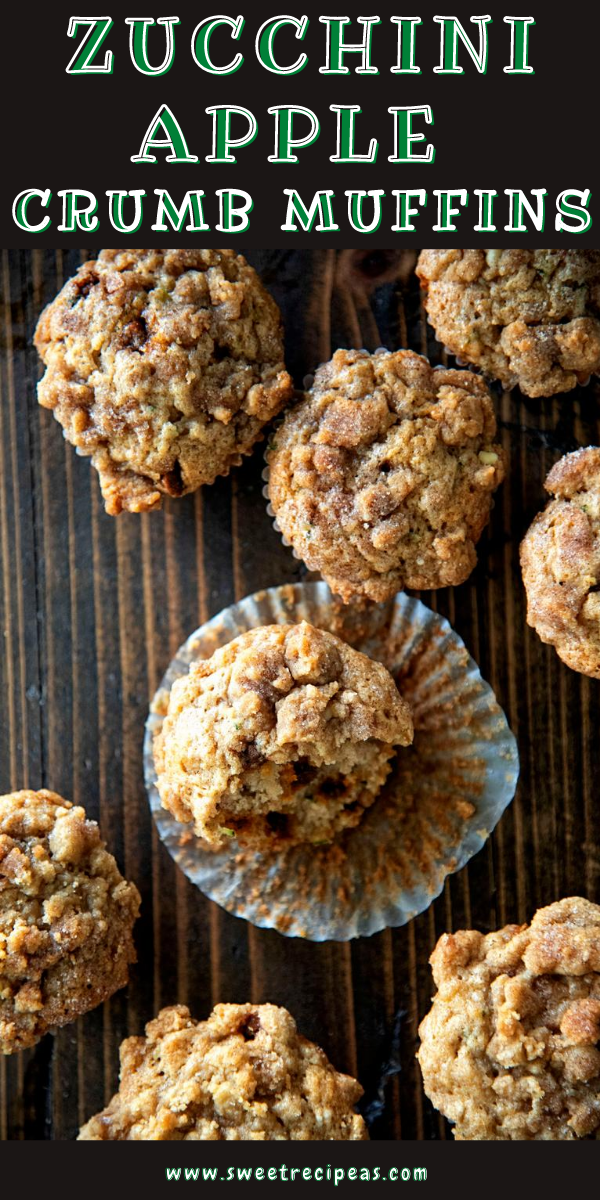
(1, 248, 598, 1141)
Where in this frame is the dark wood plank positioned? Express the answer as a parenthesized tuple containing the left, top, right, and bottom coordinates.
(0, 248, 598, 1142)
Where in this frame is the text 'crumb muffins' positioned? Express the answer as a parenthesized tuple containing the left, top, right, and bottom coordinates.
(417, 249, 600, 398)
(267, 348, 504, 602)
(0, 790, 140, 1054)
(154, 620, 413, 850)
(418, 898, 600, 1140)
(79, 1002, 368, 1141)
(35, 249, 293, 514)
(520, 447, 600, 678)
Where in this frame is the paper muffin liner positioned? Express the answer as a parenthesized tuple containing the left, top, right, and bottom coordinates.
(144, 582, 519, 942)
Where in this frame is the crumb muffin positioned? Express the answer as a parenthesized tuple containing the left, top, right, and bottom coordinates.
(34, 249, 293, 514)
(154, 620, 413, 849)
(418, 897, 600, 1140)
(417, 249, 600, 398)
(0, 789, 140, 1053)
(267, 348, 505, 602)
(78, 1002, 368, 1141)
(520, 447, 600, 678)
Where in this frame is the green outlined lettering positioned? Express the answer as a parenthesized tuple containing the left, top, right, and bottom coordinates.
(281, 189, 339, 231)
(151, 190, 209, 231)
(267, 106, 320, 163)
(106, 189, 146, 232)
(256, 15, 309, 74)
(66, 16, 114, 74)
(319, 16, 381, 74)
(191, 15, 245, 74)
(555, 189, 592, 233)
(12, 188, 52, 232)
(346, 189, 384, 232)
(504, 16, 535, 73)
(216, 189, 253, 233)
(205, 106, 257, 163)
(125, 17, 180, 76)
(131, 104, 199, 163)
(504, 188, 547, 231)
(433, 15, 492, 74)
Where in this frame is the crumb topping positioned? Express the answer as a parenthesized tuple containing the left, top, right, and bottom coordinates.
(418, 898, 600, 1140)
(154, 621, 413, 848)
(417, 249, 600, 397)
(35, 249, 292, 513)
(79, 1003, 368, 1141)
(521, 447, 600, 678)
(0, 790, 140, 1054)
(268, 348, 504, 602)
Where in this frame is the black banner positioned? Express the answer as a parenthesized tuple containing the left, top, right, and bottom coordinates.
(3, 4, 598, 246)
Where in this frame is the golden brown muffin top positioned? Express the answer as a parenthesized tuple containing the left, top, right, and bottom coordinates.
(418, 897, 600, 1140)
(417, 249, 600, 397)
(35, 249, 292, 513)
(79, 1002, 368, 1141)
(268, 348, 504, 602)
(0, 789, 140, 1053)
(520, 447, 600, 678)
(154, 620, 413, 848)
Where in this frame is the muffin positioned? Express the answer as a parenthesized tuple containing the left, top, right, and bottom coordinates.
(267, 348, 505, 602)
(154, 620, 413, 849)
(520, 447, 600, 678)
(34, 249, 293, 514)
(417, 249, 600, 398)
(418, 897, 600, 1140)
(79, 1002, 368, 1141)
(145, 584, 519, 941)
(0, 789, 140, 1053)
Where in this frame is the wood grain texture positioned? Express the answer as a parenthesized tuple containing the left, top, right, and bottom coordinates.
(0, 247, 598, 1141)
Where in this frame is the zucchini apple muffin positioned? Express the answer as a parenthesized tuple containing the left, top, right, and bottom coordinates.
(34, 249, 292, 514)
(417, 249, 600, 398)
(154, 620, 413, 849)
(520, 447, 600, 678)
(0, 789, 140, 1054)
(79, 1002, 368, 1141)
(418, 898, 600, 1140)
(267, 348, 504, 602)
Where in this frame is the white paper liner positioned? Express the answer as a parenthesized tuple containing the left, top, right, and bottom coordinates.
(144, 583, 519, 942)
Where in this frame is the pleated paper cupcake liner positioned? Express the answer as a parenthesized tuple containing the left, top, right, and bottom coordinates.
(144, 582, 519, 941)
